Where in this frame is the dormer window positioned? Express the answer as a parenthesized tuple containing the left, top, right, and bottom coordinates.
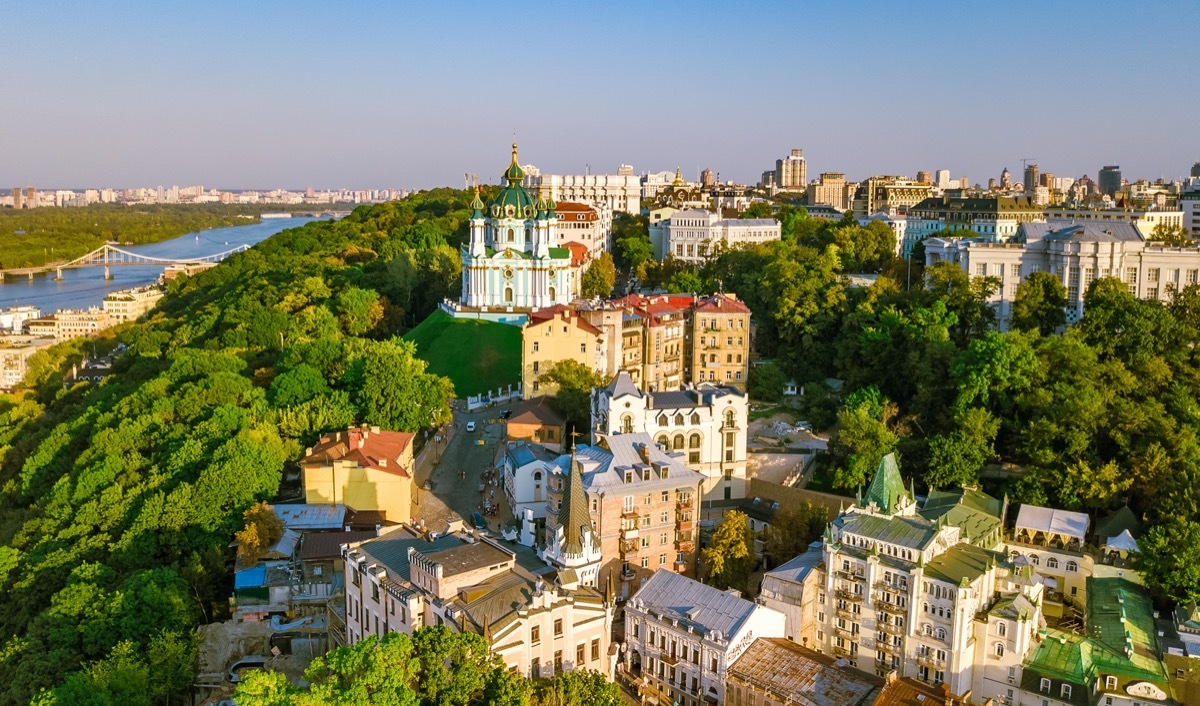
(642, 468, 651, 481)
(625, 470, 633, 484)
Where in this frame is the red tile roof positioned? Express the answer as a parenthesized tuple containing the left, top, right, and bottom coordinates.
(694, 293, 750, 314)
(303, 427, 415, 478)
(563, 241, 591, 267)
(525, 306, 602, 335)
(555, 201, 599, 221)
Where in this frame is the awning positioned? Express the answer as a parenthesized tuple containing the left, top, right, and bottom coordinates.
(1106, 529, 1140, 553)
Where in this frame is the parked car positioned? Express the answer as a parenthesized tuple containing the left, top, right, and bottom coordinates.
(472, 512, 487, 530)
(499, 410, 512, 420)
(466, 421, 477, 432)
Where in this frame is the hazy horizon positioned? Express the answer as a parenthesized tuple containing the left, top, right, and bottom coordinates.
(4, 0, 1198, 191)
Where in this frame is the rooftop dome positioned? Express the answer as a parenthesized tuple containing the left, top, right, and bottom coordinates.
(491, 143, 537, 219)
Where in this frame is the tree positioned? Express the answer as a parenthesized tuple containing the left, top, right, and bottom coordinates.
(702, 509, 755, 591)
(538, 360, 610, 435)
(831, 387, 898, 490)
(611, 213, 652, 273)
(924, 261, 1000, 345)
(232, 670, 301, 705)
(1010, 272, 1067, 335)
(580, 253, 615, 298)
(38, 642, 151, 706)
(1135, 518, 1200, 604)
(235, 502, 285, 565)
(1149, 222, 1192, 245)
(336, 286, 385, 337)
(740, 202, 774, 219)
(761, 503, 826, 568)
(344, 339, 455, 431)
(665, 269, 703, 294)
(303, 632, 421, 706)
(925, 408, 999, 490)
(747, 362, 786, 402)
(531, 670, 621, 706)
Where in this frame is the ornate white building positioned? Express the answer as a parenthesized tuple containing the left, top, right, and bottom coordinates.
(461, 144, 575, 309)
(591, 372, 748, 502)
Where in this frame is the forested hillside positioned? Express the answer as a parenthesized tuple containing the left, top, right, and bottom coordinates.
(0, 190, 476, 704)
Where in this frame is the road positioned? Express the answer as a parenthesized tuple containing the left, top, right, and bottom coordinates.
(412, 402, 517, 534)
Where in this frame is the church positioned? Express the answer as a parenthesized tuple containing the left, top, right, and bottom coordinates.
(461, 144, 576, 309)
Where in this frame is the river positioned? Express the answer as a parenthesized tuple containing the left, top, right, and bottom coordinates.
(0, 217, 324, 314)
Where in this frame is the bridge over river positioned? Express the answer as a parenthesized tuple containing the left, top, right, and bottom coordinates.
(0, 242, 250, 282)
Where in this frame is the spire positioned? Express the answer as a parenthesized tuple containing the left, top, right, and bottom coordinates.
(504, 142, 525, 184)
(673, 167, 684, 186)
(481, 613, 492, 643)
(470, 185, 485, 219)
(557, 445, 591, 556)
(863, 453, 906, 515)
(535, 187, 547, 219)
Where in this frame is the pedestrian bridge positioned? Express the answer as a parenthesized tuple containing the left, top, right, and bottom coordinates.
(0, 242, 251, 281)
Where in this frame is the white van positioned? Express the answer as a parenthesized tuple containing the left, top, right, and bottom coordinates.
(466, 421, 477, 432)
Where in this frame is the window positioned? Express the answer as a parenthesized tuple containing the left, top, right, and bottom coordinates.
(1046, 557, 1059, 569)
(554, 618, 562, 636)
(577, 643, 585, 665)
(995, 642, 1005, 658)
(660, 553, 667, 565)
(1040, 678, 1051, 693)
(935, 627, 946, 641)
(673, 435, 684, 450)
(660, 512, 669, 524)
(998, 622, 1007, 637)
(531, 626, 541, 644)
(533, 341, 539, 352)
(554, 650, 562, 672)
(1105, 676, 1117, 690)
(689, 433, 701, 449)
(1029, 554, 1040, 566)
(1061, 685, 1071, 699)
(591, 638, 600, 661)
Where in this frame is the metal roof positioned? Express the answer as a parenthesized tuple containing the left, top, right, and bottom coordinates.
(838, 513, 938, 551)
(273, 503, 348, 531)
(630, 569, 762, 639)
(728, 638, 880, 706)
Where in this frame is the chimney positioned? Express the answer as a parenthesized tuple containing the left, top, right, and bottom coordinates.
(371, 425, 381, 434)
(637, 443, 651, 463)
(379, 458, 388, 467)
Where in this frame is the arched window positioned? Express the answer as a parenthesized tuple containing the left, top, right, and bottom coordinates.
(672, 435, 684, 451)
(689, 433, 701, 449)
(621, 415, 634, 434)
(1028, 554, 1040, 566)
(998, 622, 1007, 637)
(504, 287, 513, 303)
(923, 603, 929, 613)
(690, 412, 700, 425)
(548, 287, 556, 301)
(533, 472, 542, 481)
(994, 643, 1005, 658)
(507, 227, 515, 242)
(1066, 560, 1078, 573)
(924, 624, 933, 636)
(656, 435, 668, 448)
(1046, 557, 1059, 569)
(674, 413, 684, 426)
(725, 410, 736, 427)
(935, 627, 947, 641)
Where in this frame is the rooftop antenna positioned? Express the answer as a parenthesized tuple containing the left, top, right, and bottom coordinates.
(1021, 158, 1038, 170)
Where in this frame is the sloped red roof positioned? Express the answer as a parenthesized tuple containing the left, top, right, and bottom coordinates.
(694, 293, 750, 314)
(555, 201, 599, 221)
(303, 427, 414, 478)
(563, 241, 591, 267)
(526, 306, 601, 335)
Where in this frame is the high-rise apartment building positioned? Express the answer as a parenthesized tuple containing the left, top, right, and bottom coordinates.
(24, 187, 37, 209)
(1099, 165, 1122, 196)
(1192, 162, 1200, 178)
(11, 188, 22, 210)
(774, 149, 807, 191)
(935, 170, 952, 190)
(699, 169, 714, 188)
(807, 172, 854, 211)
(916, 171, 932, 185)
(1023, 164, 1039, 193)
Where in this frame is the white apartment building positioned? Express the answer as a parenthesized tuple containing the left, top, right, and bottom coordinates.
(0, 306, 41, 333)
(1045, 206, 1184, 238)
(102, 285, 164, 322)
(623, 569, 785, 706)
(53, 308, 116, 341)
(591, 372, 749, 502)
(924, 222, 1200, 327)
(0, 335, 55, 389)
(661, 209, 780, 263)
(342, 528, 614, 679)
(1182, 178, 1200, 238)
(526, 168, 641, 215)
(553, 201, 613, 257)
(501, 441, 560, 521)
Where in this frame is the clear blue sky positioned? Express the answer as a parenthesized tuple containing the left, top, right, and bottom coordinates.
(2, 1, 1197, 190)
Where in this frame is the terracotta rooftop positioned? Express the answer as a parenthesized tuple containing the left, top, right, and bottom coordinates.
(525, 306, 601, 335)
(694, 293, 750, 314)
(508, 397, 566, 427)
(554, 201, 600, 221)
(873, 677, 958, 706)
(303, 427, 415, 478)
(563, 241, 591, 267)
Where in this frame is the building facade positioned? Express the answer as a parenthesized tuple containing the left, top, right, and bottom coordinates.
(808, 171, 856, 211)
(924, 222, 1200, 327)
(521, 305, 606, 399)
(591, 372, 749, 502)
(851, 177, 935, 219)
(461, 144, 575, 310)
(553, 201, 612, 257)
(1045, 206, 1185, 238)
(775, 148, 808, 192)
(624, 569, 786, 706)
(525, 166, 641, 215)
(102, 285, 164, 322)
(660, 209, 780, 264)
(904, 196, 1045, 257)
(0, 335, 55, 389)
(301, 427, 415, 523)
(342, 529, 614, 679)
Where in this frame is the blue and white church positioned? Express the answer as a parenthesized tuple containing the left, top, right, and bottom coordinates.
(461, 144, 575, 309)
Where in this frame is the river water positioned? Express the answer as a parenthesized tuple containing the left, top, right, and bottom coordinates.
(0, 217, 323, 314)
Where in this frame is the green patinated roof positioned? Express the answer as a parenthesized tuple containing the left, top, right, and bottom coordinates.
(862, 453, 908, 514)
(492, 143, 537, 219)
(920, 487, 1004, 550)
(548, 247, 570, 260)
(990, 593, 1037, 621)
(923, 543, 998, 585)
(1095, 505, 1142, 540)
(1025, 578, 1170, 689)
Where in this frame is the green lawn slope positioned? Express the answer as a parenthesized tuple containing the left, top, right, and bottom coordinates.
(402, 309, 522, 398)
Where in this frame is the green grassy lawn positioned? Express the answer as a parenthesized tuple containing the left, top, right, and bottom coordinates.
(402, 309, 522, 398)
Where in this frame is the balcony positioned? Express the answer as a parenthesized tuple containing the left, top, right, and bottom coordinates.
(835, 588, 864, 602)
(875, 580, 909, 593)
(621, 569, 637, 582)
(676, 497, 694, 510)
(833, 624, 858, 640)
(876, 600, 907, 616)
(836, 571, 865, 583)
(917, 653, 945, 670)
(834, 605, 857, 621)
(676, 518, 695, 533)
(832, 645, 853, 659)
(878, 621, 905, 636)
(675, 540, 696, 553)
(878, 640, 903, 655)
(674, 561, 688, 573)
(621, 539, 642, 555)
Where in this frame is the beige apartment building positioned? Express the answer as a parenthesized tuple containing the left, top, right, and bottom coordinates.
(102, 285, 164, 322)
(521, 305, 605, 399)
(541, 433, 704, 598)
(53, 308, 116, 341)
(686, 293, 750, 389)
(851, 176, 935, 219)
(807, 171, 856, 212)
(1045, 205, 1184, 238)
(0, 336, 55, 389)
(301, 427, 415, 523)
(342, 528, 614, 679)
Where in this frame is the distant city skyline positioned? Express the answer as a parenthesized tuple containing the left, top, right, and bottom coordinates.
(3, 1, 1198, 189)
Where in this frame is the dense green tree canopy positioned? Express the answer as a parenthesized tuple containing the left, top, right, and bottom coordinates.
(1010, 272, 1068, 335)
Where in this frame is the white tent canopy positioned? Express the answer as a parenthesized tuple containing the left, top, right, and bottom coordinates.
(1105, 529, 1140, 553)
(1015, 505, 1090, 542)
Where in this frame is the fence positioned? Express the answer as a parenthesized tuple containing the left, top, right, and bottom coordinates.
(466, 383, 522, 411)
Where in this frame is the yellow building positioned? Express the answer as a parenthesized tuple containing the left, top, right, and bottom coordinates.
(301, 427, 415, 523)
(686, 293, 751, 390)
(521, 305, 605, 399)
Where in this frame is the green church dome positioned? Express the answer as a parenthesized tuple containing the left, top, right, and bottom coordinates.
(491, 143, 537, 219)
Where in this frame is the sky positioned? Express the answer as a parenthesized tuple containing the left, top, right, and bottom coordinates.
(2, 0, 1198, 191)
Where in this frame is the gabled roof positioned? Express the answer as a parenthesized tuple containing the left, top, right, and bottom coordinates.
(605, 371, 644, 400)
(1095, 505, 1142, 541)
(299, 530, 379, 561)
(693, 293, 751, 315)
(507, 397, 566, 427)
(838, 513, 938, 551)
(728, 638, 881, 706)
(304, 427, 415, 477)
(919, 487, 1004, 549)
